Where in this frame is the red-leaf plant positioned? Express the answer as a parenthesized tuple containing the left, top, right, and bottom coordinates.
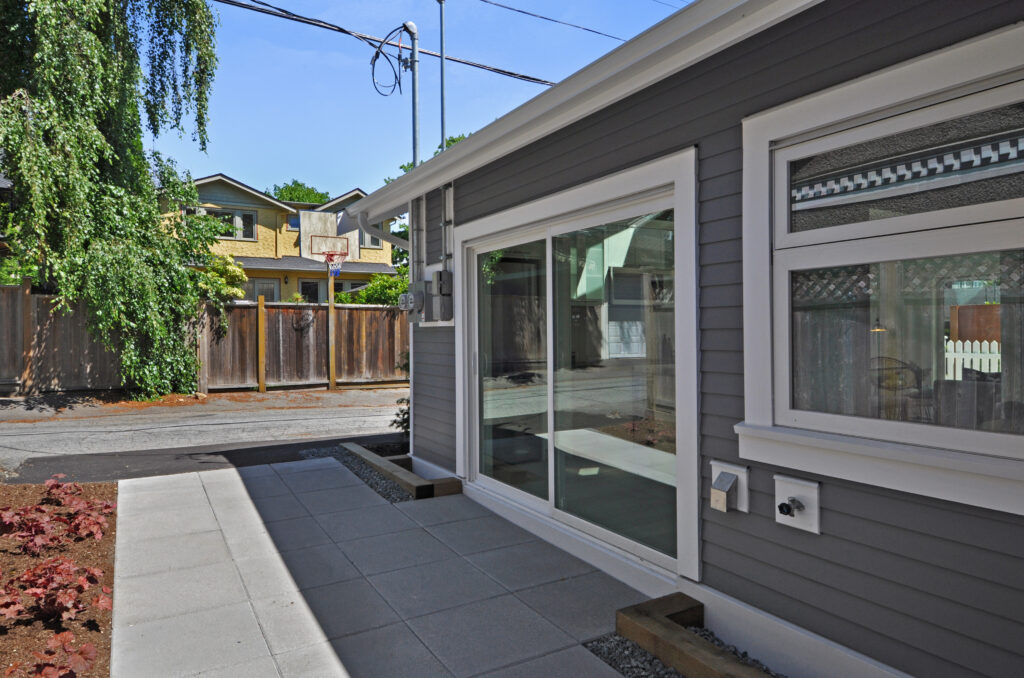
(0, 505, 68, 556)
(45, 475, 116, 542)
(1, 476, 117, 554)
(4, 631, 98, 678)
(16, 558, 103, 622)
(0, 570, 26, 620)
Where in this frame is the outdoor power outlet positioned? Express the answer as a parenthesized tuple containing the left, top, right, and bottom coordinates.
(709, 460, 749, 513)
(773, 475, 820, 534)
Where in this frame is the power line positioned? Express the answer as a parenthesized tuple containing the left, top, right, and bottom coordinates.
(210, 0, 555, 86)
(476, 0, 625, 42)
(647, 0, 684, 8)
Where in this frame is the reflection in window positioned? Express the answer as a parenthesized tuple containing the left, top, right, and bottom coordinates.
(789, 102, 1024, 232)
(553, 210, 676, 556)
(791, 250, 1023, 435)
(478, 241, 548, 499)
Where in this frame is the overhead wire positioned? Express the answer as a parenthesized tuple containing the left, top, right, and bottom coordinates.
(210, 0, 556, 87)
(476, 0, 625, 42)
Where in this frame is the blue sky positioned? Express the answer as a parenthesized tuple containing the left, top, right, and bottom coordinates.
(148, 0, 688, 199)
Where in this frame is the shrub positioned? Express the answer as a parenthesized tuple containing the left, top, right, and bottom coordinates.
(4, 631, 97, 678)
(16, 558, 104, 622)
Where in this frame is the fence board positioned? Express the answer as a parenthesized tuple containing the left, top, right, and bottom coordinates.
(26, 295, 120, 392)
(207, 305, 259, 388)
(0, 286, 23, 391)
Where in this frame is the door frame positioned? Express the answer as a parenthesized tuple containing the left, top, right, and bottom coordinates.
(453, 147, 701, 581)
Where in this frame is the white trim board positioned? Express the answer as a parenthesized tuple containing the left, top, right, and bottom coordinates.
(344, 0, 821, 225)
(462, 481, 909, 678)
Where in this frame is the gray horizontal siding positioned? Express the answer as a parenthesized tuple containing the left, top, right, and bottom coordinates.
(425, 189, 443, 266)
(412, 325, 456, 472)
(445, 1, 1024, 675)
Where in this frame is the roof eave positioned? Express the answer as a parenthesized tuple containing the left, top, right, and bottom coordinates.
(344, 0, 820, 225)
(194, 174, 297, 213)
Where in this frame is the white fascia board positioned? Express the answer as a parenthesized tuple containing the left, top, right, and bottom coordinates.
(346, 0, 821, 225)
(194, 174, 297, 213)
(336, 210, 409, 250)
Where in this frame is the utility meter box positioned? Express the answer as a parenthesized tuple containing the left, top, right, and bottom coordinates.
(406, 280, 432, 324)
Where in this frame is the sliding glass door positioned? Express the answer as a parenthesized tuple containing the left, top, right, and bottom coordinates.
(474, 210, 678, 558)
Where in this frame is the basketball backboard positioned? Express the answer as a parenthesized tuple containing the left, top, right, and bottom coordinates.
(299, 211, 357, 262)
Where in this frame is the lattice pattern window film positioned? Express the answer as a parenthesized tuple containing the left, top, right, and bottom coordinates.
(788, 102, 1024, 232)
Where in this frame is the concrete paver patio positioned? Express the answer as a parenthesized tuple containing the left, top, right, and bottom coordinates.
(111, 457, 643, 677)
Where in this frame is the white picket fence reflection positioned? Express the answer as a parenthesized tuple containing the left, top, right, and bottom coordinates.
(944, 340, 1001, 380)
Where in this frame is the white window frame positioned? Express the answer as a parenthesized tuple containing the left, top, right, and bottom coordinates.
(739, 25, 1024, 516)
(359, 228, 383, 249)
(211, 208, 258, 241)
(454, 147, 701, 581)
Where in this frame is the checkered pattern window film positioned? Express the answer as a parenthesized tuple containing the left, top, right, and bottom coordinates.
(789, 103, 1024, 232)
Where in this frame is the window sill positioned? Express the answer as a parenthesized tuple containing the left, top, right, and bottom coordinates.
(216, 236, 258, 242)
(735, 422, 1024, 516)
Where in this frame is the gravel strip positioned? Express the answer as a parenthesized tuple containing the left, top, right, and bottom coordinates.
(304, 446, 413, 503)
(585, 630, 786, 678)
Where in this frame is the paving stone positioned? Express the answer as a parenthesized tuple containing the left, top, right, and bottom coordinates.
(330, 622, 453, 678)
(119, 472, 203, 494)
(407, 594, 575, 678)
(115, 561, 249, 626)
(515, 570, 647, 641)
(112, 602, 270, 678)
(339, 528, 456, 576)
(247, 492, 311, 522)
(190, 655, 281, 678)
(477, 645, 623, 678)
(265, 516, 332, 552)
(116, 502, 220, 542)
(222, 525, 278, 561)
(238, 464, 277, 479)
(368, 557, 505, 619)
(252, 594, 330, 655)
(272, 457, 342, 475)
(395, 494, 492, 526)
(303, 579, 400, 639)
(280, 543, 361, 590)
(315, 503, 418, 543)
(274, 641, 347, 678)
(296, 484, 387, 515)
(239, 473, 292, 499)
(281, 467, 362, 493)
(116, 530, 232, 578)
(426, 515, 536, 556)
(466, 540, 595, 591)
(116, 485, 210, 514)
(235, 554, 300, 599)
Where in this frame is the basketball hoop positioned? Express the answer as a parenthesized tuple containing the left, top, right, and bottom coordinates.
(324, 252, 346, 277)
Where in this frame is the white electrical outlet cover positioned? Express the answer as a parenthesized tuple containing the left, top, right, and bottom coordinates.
(709, 460, 749, 513)
(773, 475, 820, 534)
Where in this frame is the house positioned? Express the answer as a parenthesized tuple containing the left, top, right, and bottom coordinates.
(194, 174, 396, 302)
(340, 1, 1024, 676)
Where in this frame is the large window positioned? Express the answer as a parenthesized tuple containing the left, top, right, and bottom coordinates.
(740, 32, 1024, 514)
(211, 209, 257, 240)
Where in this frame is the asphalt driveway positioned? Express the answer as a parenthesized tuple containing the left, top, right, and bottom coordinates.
(0, 387, 408, 478)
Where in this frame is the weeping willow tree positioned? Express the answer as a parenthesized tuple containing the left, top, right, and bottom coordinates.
(0, 0, 237, 397)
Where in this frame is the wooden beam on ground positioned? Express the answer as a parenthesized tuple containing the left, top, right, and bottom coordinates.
(341, 443, 461, 499)
(257, 295, 266, 393)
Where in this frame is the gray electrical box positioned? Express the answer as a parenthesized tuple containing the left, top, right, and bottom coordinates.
(432, 269, 453, 296)
(406, 280, 432, 324)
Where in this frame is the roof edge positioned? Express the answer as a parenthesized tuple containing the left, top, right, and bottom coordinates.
(347, 0, 821, 223)
(194, 173, 297, 213)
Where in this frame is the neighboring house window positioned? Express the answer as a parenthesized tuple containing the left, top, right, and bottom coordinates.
(212, 209, 257, 240)
(359, 228, 382, 249)
(739, 30, 1024, 515)
(287, 214, 300, 231)
(299, 278, 327, 303)
(243, 278, 280, 302)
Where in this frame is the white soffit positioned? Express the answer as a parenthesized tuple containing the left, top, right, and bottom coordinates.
(349, 0, 822, 224)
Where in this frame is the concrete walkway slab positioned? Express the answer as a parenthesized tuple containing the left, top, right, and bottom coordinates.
(111, 457, 641, 677)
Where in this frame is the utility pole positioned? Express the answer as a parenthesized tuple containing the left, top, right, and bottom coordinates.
(403, 21, 420, 167)
(438, 0, 446, 149)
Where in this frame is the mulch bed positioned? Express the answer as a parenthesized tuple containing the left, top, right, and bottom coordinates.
(1, 481, 117, 677)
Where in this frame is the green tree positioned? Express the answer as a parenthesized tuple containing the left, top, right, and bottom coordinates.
(335, 265, 409, 306)
(0, 0, 221, 398)
(268, 179, 329, 204)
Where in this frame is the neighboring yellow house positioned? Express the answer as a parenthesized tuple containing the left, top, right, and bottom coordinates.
(194, 174, 395, 302)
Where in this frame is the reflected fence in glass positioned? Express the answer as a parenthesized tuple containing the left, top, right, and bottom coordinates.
(478, 241, 549, 499)
(791, 249, 1024, 435)
(552, 210, 677, 557)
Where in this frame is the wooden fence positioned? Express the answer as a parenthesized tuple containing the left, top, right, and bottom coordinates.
(0, 282, 408, 395)
(944, 339, 1001, 380)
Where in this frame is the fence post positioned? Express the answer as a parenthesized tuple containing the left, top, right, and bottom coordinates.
(328, 275, 337, 390)
(19, 277, 33, 395)
(257, 295, 267, 393)
(196, 307, 210, 394)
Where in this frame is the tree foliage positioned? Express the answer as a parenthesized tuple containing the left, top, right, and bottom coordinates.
(268, 179, 329, 204)
(335, 265, 409, 306)
(0, 0, 221, 398)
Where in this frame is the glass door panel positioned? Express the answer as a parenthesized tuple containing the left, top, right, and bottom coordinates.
(478, 241, 548, 499)
(552, 210, 677, 556)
